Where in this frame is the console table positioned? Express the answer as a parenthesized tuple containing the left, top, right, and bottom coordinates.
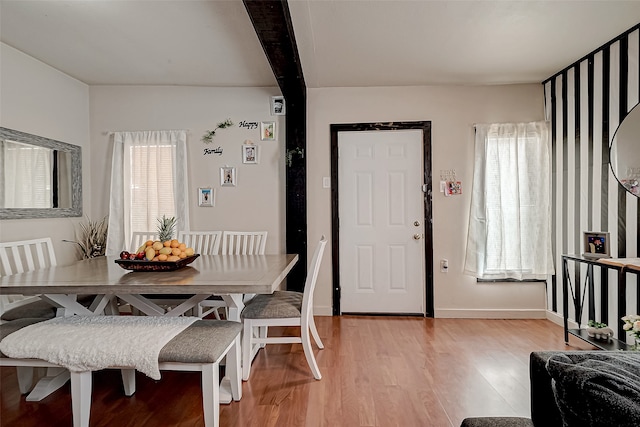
(561, 255, 639, 351)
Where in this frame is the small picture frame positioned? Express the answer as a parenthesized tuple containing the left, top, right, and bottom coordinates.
(583, 231, 611, 259)
(260, 121, 276, 141)
(242, 144, 259, 164)
(220, 167, 236, 187)
(271, 96, 285, 115)
(198, 187, 214, 207)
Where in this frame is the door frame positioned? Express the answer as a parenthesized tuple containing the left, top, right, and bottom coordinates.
(330, 121, 433, 316)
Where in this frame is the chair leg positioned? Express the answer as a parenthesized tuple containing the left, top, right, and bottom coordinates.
(201, 363, 219, 427)
(301, 326, 322, 380)
(70, 371, 92, 427)
(120, 369, 136, 396)
(258, 326, 268, 348)
(242, 320, 253, 381)
(309, 315, 324, 349)
(16, 367, 34, 394)
(227, 335, 242, 401)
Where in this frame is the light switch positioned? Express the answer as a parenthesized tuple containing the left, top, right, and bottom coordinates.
(322, 177, 331, 188)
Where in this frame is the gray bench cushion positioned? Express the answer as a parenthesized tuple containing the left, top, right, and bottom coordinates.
(1, 317, 241, 365)
(159, 319, 241, 363)
(241, 291, 302, 319)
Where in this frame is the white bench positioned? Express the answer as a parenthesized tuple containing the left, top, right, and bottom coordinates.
(0, 317, 242, 427)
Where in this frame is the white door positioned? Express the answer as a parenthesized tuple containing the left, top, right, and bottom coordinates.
(338, 130, 425, 314)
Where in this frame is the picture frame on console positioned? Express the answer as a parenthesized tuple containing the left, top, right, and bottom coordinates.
(582, 231, 611, 259)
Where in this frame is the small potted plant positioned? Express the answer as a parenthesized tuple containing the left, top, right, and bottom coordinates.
(586, 320, 614, 341)
(621, 314, 640, 349)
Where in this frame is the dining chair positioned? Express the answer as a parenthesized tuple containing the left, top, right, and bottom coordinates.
(178, 231, 226, 319)
(221, 231, 267, 255)
(178, 231, 222, 256)
(129, 232, 158, 252)
(0, 238, 58, 322)
(0, 238, 60, 395)
(240, 235, 327, 381)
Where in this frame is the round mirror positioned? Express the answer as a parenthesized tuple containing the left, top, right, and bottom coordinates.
(610, 103, 640, 197)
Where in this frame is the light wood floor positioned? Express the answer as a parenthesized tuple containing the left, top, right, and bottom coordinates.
(1, 316, 595, 427)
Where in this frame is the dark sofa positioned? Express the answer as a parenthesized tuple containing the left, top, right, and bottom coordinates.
(461, 351, 640, 427)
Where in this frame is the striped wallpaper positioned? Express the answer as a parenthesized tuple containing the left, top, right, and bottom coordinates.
(543, 24, 639, 343)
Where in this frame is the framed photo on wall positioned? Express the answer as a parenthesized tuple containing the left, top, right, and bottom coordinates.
(198, 187, 214, 207)
(220, 166, 236, 187)
(260, 121, 276, 141)
(270, 96, 285, 115)
(242, 144, 258, 164)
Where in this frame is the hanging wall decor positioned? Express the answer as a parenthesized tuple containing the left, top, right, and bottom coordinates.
(220, 166, 236, 187)
(201, 119, 233, 143)
(242, 144, 259, 164)
(260, 121, 276, 141)
(198, 187, 214, 207)
(271, 96, 285, 115)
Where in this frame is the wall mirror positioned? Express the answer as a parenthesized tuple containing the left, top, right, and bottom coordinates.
(0, 127, 82, 219)
(610, 103, 640, 198)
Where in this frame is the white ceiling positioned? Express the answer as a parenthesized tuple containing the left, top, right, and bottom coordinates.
(1, 1, 640, 88)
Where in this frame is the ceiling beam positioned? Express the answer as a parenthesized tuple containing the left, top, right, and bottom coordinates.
(243, 0, 308, 291)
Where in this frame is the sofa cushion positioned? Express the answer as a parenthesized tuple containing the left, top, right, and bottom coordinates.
(546, 352, 640, 427)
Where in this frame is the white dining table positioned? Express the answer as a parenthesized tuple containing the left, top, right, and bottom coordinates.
(0, 253, 299, 403)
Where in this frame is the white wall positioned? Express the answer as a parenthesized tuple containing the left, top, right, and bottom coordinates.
(1, 44, 550, 318)
(0, 43, 91, 266)
(306, 85, 548, 317)
(88, 85, 286, 254)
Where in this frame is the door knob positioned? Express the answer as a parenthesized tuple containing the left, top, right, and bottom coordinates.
(414, 221, 421, 227)
(413, 234, 423, 240)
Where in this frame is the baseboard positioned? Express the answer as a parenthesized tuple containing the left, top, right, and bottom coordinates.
(314, 306, 333, 316)
(546, 309, 579, 329)
(434, 308, 547, 319)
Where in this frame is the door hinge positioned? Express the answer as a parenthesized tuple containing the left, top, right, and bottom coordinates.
(422, 184, 428, 193)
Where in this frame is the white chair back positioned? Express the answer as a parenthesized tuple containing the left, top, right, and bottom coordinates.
(221, 231, 267, 255)
(301, 235, 327, 326)
(0, 238, 57, 277)
(0, 238, 57, 317)
(178, 231, 222, 255)
(130, 232, 158, 252)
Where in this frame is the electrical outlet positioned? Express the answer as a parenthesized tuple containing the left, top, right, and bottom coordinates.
(440, 259, 448, 273)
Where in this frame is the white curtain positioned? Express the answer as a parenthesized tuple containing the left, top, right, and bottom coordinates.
(106, 130, 189, 255)
(3, 140, 51, 208)
(464, 122, 555, 280)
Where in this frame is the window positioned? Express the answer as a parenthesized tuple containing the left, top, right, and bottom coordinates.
(464, 122, 554, 281)
(128, 144, 176, 233)
(106, 130, 190, 255)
